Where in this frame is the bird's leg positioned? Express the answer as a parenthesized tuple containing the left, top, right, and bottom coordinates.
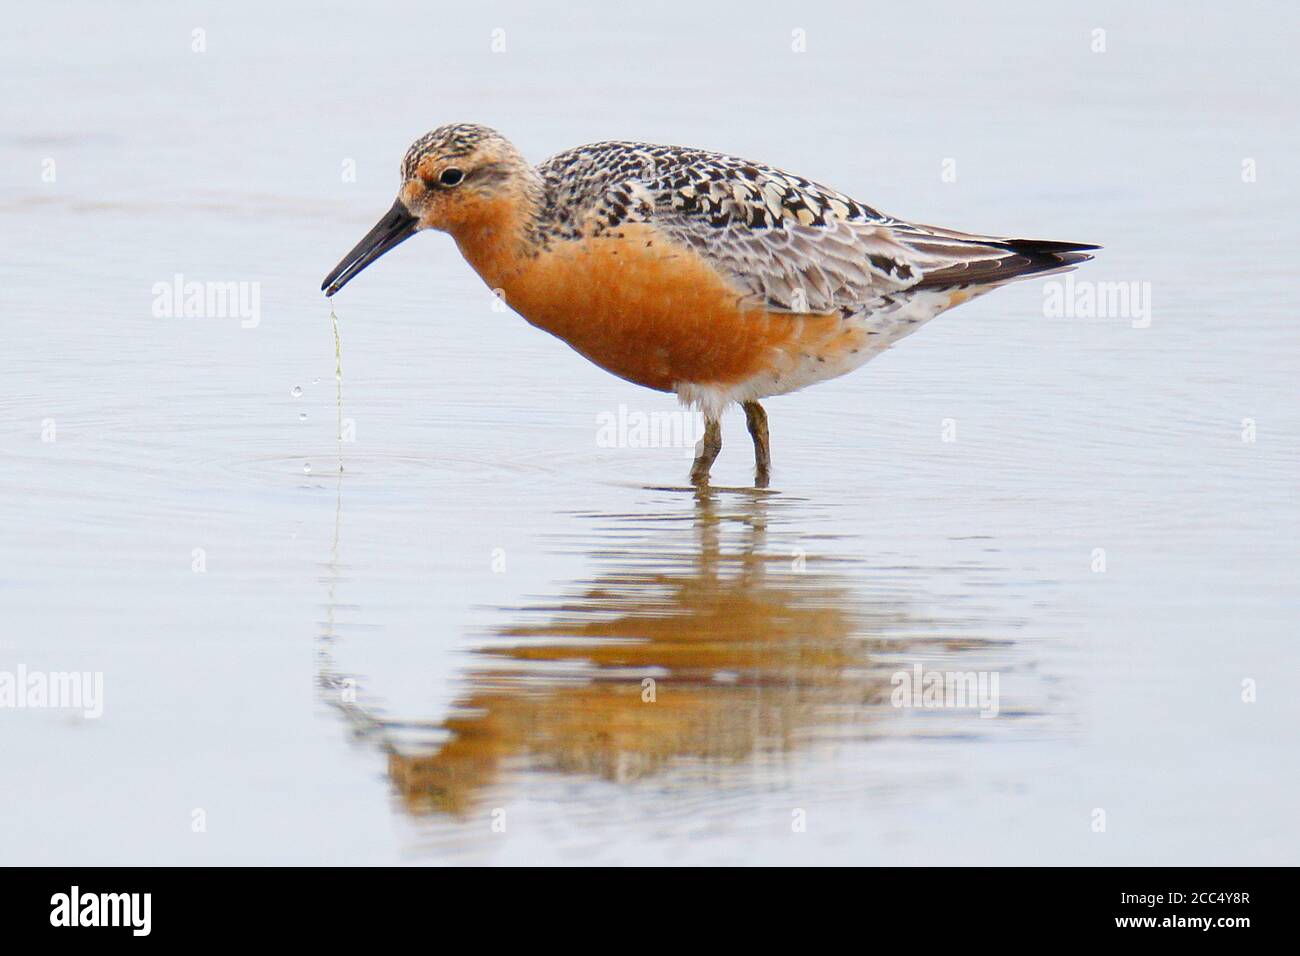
(690, 417, 723, 486)
(742, 400, 771, 488)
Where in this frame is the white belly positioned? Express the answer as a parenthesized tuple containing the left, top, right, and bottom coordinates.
(676, 289, 982, 418)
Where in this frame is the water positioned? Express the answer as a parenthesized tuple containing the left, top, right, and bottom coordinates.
(1, 1, 1297, 865)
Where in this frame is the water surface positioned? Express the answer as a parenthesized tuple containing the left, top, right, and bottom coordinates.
(1, 0, 1297, 864)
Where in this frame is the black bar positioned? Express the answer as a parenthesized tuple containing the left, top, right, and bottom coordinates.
(0, 867, 1278, 941)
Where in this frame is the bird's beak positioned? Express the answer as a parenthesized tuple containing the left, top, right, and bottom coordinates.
(321, 199, 419, 296)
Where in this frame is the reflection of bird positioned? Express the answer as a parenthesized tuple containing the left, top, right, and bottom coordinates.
(323, 123, 1097, 485)
(383, 490, 983, 817)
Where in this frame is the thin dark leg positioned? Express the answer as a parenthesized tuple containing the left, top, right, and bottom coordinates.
(690, 417, 722, 486)
(742, 400, 770, 488)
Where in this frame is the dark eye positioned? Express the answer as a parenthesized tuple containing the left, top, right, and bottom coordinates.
(439, 167, 464, 187)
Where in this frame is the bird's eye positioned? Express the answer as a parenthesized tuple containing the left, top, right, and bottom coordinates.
(439, 167, 464, 187)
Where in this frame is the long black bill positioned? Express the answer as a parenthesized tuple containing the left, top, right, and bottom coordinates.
(321, 199, 419, 296)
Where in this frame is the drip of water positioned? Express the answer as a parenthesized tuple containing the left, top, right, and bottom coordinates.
(331, 304, 344, 475)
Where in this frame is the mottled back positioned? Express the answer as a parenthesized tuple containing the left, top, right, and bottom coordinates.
(536, 141, 1093, 315)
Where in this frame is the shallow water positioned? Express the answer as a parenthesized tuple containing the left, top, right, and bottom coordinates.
(1, 1, 1298, 864)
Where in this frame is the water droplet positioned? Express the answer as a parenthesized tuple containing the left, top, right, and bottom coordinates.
(291, 385, 303, 398)
(312, 377, 320, 386)
(303, 462, 312, 474)
(299, 412, 308, 422)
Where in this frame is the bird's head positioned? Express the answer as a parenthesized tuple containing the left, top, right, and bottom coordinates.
(322, 123, 534, 296)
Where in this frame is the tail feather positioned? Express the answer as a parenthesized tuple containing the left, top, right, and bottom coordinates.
(911, 237, 1100, 291)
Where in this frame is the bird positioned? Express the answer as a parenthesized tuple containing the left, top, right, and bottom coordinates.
(322, 123, 1097, 487)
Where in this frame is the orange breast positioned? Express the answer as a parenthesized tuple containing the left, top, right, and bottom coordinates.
(458, 222, 841, 392)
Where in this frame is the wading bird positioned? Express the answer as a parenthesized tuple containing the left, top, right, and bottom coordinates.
(323, 124, 1096, 486)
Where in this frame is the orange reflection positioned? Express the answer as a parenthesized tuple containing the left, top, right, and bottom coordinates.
(383, 489, 940, 816)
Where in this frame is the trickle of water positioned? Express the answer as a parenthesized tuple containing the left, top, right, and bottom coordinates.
(291, 385, 303, 398)
(332, 306, 343, 386)
(332, 305, 345, 475)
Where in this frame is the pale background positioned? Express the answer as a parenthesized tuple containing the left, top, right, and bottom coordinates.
(1, 1, 1296, 864)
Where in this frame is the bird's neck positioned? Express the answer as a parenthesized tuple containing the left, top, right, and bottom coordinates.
(450, 170, 550, 292)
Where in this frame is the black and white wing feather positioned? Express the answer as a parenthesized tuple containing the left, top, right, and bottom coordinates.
(539, 141, 1097, 314)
